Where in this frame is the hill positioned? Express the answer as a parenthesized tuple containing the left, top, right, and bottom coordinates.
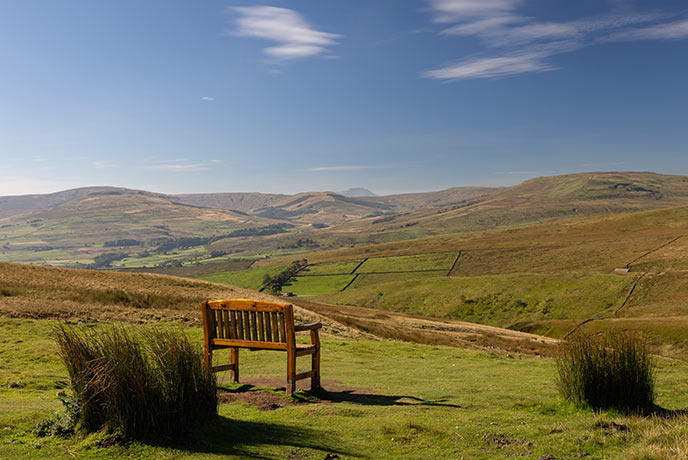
(0, 260, 555, 353)
(207, 172, 688, 260)
(339, 187, 377, 197)
(0, 188, 274, 267)
(328, 172, 688, 236)
(3, 172, 688, 269)
(219, 204, 688, 358)
(0, 186, 131, 219)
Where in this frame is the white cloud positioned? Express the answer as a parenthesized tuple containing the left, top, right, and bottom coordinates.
(429, 0, 521, 24)
(424, 51, 554, 81)
(231, 6, 340, 60)
(308, 165, 381, 172)
(92, 161, 117, 169)
(146, 163, 212, 172)
(200, 96, 215, 101)
(607, 18, 688, 41)
(425, 0, 688, 81)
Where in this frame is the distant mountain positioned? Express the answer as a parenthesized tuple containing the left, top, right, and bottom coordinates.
(172, 192, 287, 214)
(0, 186, 126, 219)
(339, 188, 377, 197)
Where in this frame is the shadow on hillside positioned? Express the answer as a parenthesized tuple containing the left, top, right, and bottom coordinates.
(175, 417, 350, 458)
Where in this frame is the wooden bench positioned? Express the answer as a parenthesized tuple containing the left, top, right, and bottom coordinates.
(201, 299, 321, 396)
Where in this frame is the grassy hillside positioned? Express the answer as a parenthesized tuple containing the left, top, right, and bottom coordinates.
(2, 317, 688, 459)
(223, 205, 688, 358)
(0, 188, 280, 267)
(4, 172, 688, 267)
(206, 172, 688, 261)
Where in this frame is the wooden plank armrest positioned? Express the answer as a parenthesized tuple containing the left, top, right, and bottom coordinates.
(294, 322, 322, 332)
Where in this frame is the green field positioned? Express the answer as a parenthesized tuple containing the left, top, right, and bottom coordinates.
(200, 266, 287, 291)
(320, 274, 636, 329)
(299, 260, 364, 275)
(358, 252, 457, 273)
(285, 274, 356, 296)
(349, 271, 446, 289)
(2, 318, 688, 459)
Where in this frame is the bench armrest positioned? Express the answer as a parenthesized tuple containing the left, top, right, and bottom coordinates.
(294, 322, 322, 332)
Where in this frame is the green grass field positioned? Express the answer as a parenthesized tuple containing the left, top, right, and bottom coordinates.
(358, 252, 457, 273)
(349, 271, 444, 289)
(285, 274, 356, 296)
(299, 260, 364, 275)
(1, 318, 688, 459)
(200, 266, 288, 291)
(319, 274, 636, 329)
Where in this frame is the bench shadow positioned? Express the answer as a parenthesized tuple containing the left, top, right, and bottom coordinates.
(218, 382, 461, 408)
(169, 417, 350, 459)
(313, 388, 462, 408)
(651, 405, 688, 418)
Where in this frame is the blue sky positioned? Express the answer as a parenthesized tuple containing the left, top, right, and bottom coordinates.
(1, 0, 687, 196)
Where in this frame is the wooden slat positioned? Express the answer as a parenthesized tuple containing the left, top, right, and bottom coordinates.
(295, 346, 317, 357)
(236, 310, 244, 340)
(223, 310, 231, 339)
(230, 310, 238, 340)
(265, 311, 273, 342)
(294, 370, 316, 381)
(278, 313, 287, 343)
(214, 310, 222, 338)
(250, 311, 258, 342)
(212, 338, 288, 350)
(257, 312, 265, 342)
(210, 299, 288, 312)
(212, 309, 220, 338)
(271, 312, 280, 342)
(211, 363, 237, 373)
(243, 311, 252, 341)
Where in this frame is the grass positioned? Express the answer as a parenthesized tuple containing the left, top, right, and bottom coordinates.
(299, 260, 364, 275)
(1, 318, 688, 459)
(557, 331, 655, 414)
(0, 261, 279, 325)
(285, 274, 356, 296)
(319, 273, 634, 328)
(349, 271, 443, 289)
(200, 266, 287, 291)
(53, 324, 217, 440)
(357, 252, 457, 273)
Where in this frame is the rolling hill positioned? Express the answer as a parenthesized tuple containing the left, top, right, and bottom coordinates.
(3, 172, 688, 270)
(225, 204, 688, 358)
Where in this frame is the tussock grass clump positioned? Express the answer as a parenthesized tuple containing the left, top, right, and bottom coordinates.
(54, 324, 217, 441)
(557, 331, 655, 414)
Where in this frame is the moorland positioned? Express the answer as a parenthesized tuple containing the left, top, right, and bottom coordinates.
(2, 171, 688, 459)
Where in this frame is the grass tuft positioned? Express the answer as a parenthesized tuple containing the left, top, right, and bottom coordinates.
(556, 331, 656, 414)
(54, 324, 217, 441)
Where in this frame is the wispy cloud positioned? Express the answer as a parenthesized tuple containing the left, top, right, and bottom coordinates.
(230, 6, 341, 60)
(307, 165, 382, 172)
(607, 18, 688, 42)
(200, 96, 215, 102)
(424, 48, 556, 81)
(424, 0, 688, 81)
(92, 161, 117, 169)
(146, 161, 213, 173)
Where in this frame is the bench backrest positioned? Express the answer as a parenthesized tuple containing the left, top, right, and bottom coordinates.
(202, 299, 295, 350)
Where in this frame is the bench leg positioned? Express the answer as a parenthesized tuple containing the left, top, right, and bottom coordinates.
(231, 348, 239, 382)
(311, 347, 321, 391)
(286, 348, 296, 397)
